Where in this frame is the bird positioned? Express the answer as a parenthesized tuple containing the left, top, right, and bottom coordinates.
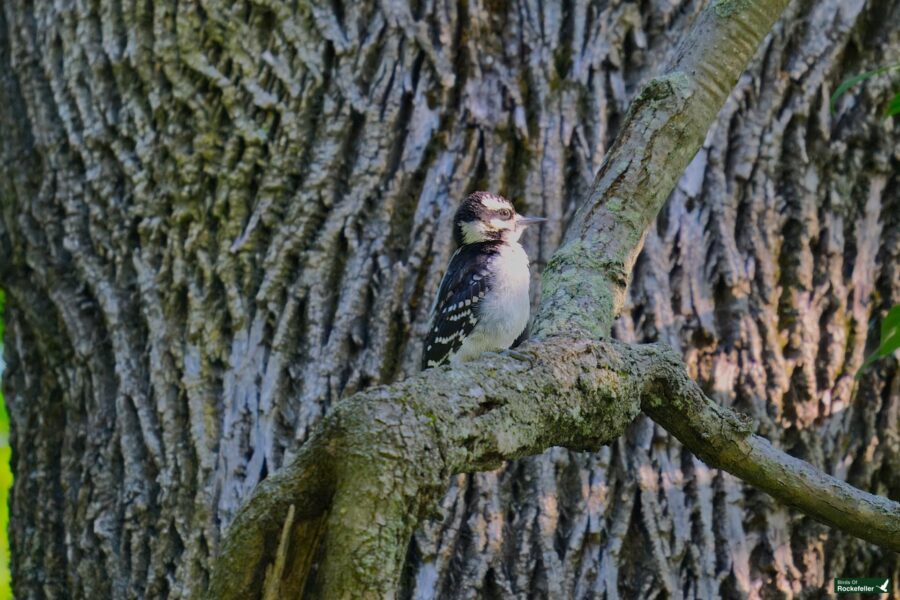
(421, 191, 546, 370)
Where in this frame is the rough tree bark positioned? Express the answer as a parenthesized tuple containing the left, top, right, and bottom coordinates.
(0, 1, 897, 600)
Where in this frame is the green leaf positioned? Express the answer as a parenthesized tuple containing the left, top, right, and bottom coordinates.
(856, 304, 900, 379)
(886, 91, 900, 118)
(882, 304, 900, 343)
(830, 63, 900, 114)
(0, 288, 7, 600)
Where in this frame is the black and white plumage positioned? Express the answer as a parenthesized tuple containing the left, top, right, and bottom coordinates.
(422, 192, 546, 370)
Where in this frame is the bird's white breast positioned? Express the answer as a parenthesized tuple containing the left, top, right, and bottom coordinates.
(451, 242, 531, 363)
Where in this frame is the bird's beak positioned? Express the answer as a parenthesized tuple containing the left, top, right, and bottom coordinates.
(516, 215, 548, 227)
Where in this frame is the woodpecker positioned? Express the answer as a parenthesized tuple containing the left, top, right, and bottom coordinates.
(422, 192, 546, 370)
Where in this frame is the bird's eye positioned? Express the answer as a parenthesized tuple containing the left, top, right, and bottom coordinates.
(499, 208, 513, 220)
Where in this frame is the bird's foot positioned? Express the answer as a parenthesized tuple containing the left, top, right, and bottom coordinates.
(504, 348, 534, 366)
(480, 351, 506, 362)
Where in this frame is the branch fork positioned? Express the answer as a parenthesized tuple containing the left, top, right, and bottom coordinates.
(208, 338, 900, 599)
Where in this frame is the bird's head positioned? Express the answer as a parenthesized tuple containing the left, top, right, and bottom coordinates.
(453, 191, 546, 246)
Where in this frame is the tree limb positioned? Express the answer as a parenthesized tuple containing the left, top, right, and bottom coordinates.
(207, 339, 900, 598)
(535, 0, 791, 337)
(641, 353, 900, 552)
(207, 337, 649, 599)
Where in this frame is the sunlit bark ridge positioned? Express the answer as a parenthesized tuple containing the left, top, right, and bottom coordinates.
(207, 0, 900, 598)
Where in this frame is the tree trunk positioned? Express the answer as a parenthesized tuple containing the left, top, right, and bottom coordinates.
(0, 0, 897, 598)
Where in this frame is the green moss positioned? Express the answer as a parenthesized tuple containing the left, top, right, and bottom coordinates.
(712, 0, 751, 17)
(538, 241, 619, 337)
(631, 72, 692, 111)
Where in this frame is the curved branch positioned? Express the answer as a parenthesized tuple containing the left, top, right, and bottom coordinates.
(642, 352, 900, 552)
(207, 337, 653, 599)
(207, 339, 900, 598)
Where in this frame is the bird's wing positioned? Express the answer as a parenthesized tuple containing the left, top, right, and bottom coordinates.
(421, 246, 493, 370)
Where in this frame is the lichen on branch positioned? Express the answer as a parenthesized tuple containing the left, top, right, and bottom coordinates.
(207, 337, 652, 599)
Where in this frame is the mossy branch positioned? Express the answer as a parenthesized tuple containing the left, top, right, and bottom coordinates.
(207, 339, 900, 598)
(534, 0, 791, 337)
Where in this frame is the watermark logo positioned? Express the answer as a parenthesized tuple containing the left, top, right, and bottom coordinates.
(834, 578, 891, 595)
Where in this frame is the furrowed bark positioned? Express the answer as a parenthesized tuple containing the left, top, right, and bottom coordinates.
(2, 0, 898, 597)
(206, 0, 900, 596)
